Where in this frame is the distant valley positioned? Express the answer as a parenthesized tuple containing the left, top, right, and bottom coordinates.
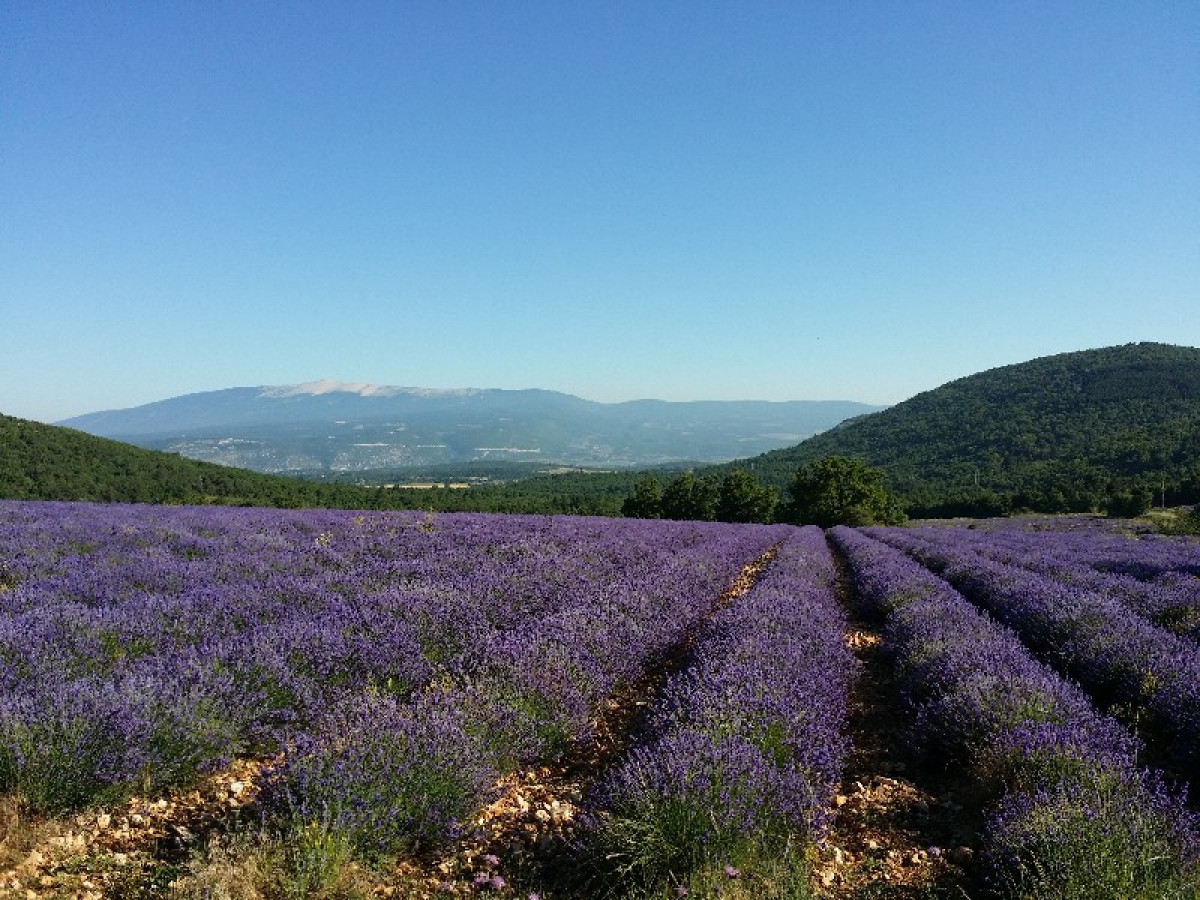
(57, 380, 884, 474)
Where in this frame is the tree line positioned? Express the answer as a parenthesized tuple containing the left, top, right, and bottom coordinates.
(622, 456, 907, 527)
(8, 412, 1195, 531)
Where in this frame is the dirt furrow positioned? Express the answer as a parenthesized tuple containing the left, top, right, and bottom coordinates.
(814, 543, 979, 899)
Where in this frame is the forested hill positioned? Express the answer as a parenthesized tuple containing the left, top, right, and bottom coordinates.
(726, 343, 1200, 516)
(0, 414, 636, 515)
(11, 342, 1200, 519)
(0, 414, 364, 506)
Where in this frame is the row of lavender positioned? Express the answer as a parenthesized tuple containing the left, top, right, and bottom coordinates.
(909, 526, 1200, 643)
(977, 526, 1200, 580)
(865, 526, 1200, 779)
(0, 500, 784, 817)
(831, 527, 1199, 896)
(586, 526, 857, 895)
(262, 521, 793, 861)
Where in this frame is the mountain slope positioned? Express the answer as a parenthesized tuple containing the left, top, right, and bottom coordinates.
(58, 382, 882, 472)
(0, 414, 353, 505)
(727, 343, 1200, 514)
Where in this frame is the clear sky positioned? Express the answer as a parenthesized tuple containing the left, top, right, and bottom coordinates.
(3, 1, 1197, 423)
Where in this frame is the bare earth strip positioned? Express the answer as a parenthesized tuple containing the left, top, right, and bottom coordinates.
(812, 550, 979, 899)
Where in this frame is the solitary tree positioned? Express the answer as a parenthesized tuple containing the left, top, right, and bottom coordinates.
(781, 456, 905, 527)
(1104, 488, 1153, 518)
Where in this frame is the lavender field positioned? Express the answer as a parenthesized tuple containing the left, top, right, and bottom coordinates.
(1, 501, 1199, 898)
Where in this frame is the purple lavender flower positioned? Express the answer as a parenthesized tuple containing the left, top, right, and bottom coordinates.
(866, 525, 1200, 771)
(831, 526, 1200, 893)
(591, 528, 854, 890)
(0, 499, 788, 834)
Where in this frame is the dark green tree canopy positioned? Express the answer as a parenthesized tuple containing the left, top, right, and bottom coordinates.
(781, 455, 906, 527)
(622, 477, 663, 518)
(660, 472, 720, 521)
(624, 469, 778, 523)
(715, 469, 778, 523)
(736, 343, 1200, 515)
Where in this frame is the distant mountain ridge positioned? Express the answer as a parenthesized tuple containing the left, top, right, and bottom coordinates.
(724, 342, 1200, 515)
(58, 382, 883, 473)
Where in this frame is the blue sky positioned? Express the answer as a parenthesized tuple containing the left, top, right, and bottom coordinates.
(3, 1, 1197, 422)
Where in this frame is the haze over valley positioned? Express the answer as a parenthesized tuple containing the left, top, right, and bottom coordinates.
(57, 380, 883, 473)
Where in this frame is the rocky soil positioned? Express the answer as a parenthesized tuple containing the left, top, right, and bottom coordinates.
(0, 759, 268, 899)
(811, 563, 981, 898)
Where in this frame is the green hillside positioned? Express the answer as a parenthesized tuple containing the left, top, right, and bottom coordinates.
(0, 414, 360, 506)
(0, 413, 630, 515)
(722, 343, 1200, 516)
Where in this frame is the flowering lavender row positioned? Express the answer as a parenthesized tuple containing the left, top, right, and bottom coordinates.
(832, 527, 1137, 763)
(868, 526, 1200, 777)
(904, 526, 1200, 644)
(0, 500, 783, 814)
(587, 526, 856, 893)
(257, 518, 791, 858)
(977, 527, 1200, 581)
(830, 527, 1200, 896)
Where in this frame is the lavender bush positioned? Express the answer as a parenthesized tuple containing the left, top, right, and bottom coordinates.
(869, 526, 1200, 776)
(832, 527, 1199, 898)
(984, 770, 1199, 900)
(260, 689, 497, 860)
(589, 527, 856, 896)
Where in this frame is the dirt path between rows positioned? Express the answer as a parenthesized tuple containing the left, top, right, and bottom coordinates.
(812, 545, 980, 900)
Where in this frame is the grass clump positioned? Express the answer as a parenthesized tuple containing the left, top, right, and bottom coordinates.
(981, 775, 1200, 899)
(587, 787, 814, 898)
